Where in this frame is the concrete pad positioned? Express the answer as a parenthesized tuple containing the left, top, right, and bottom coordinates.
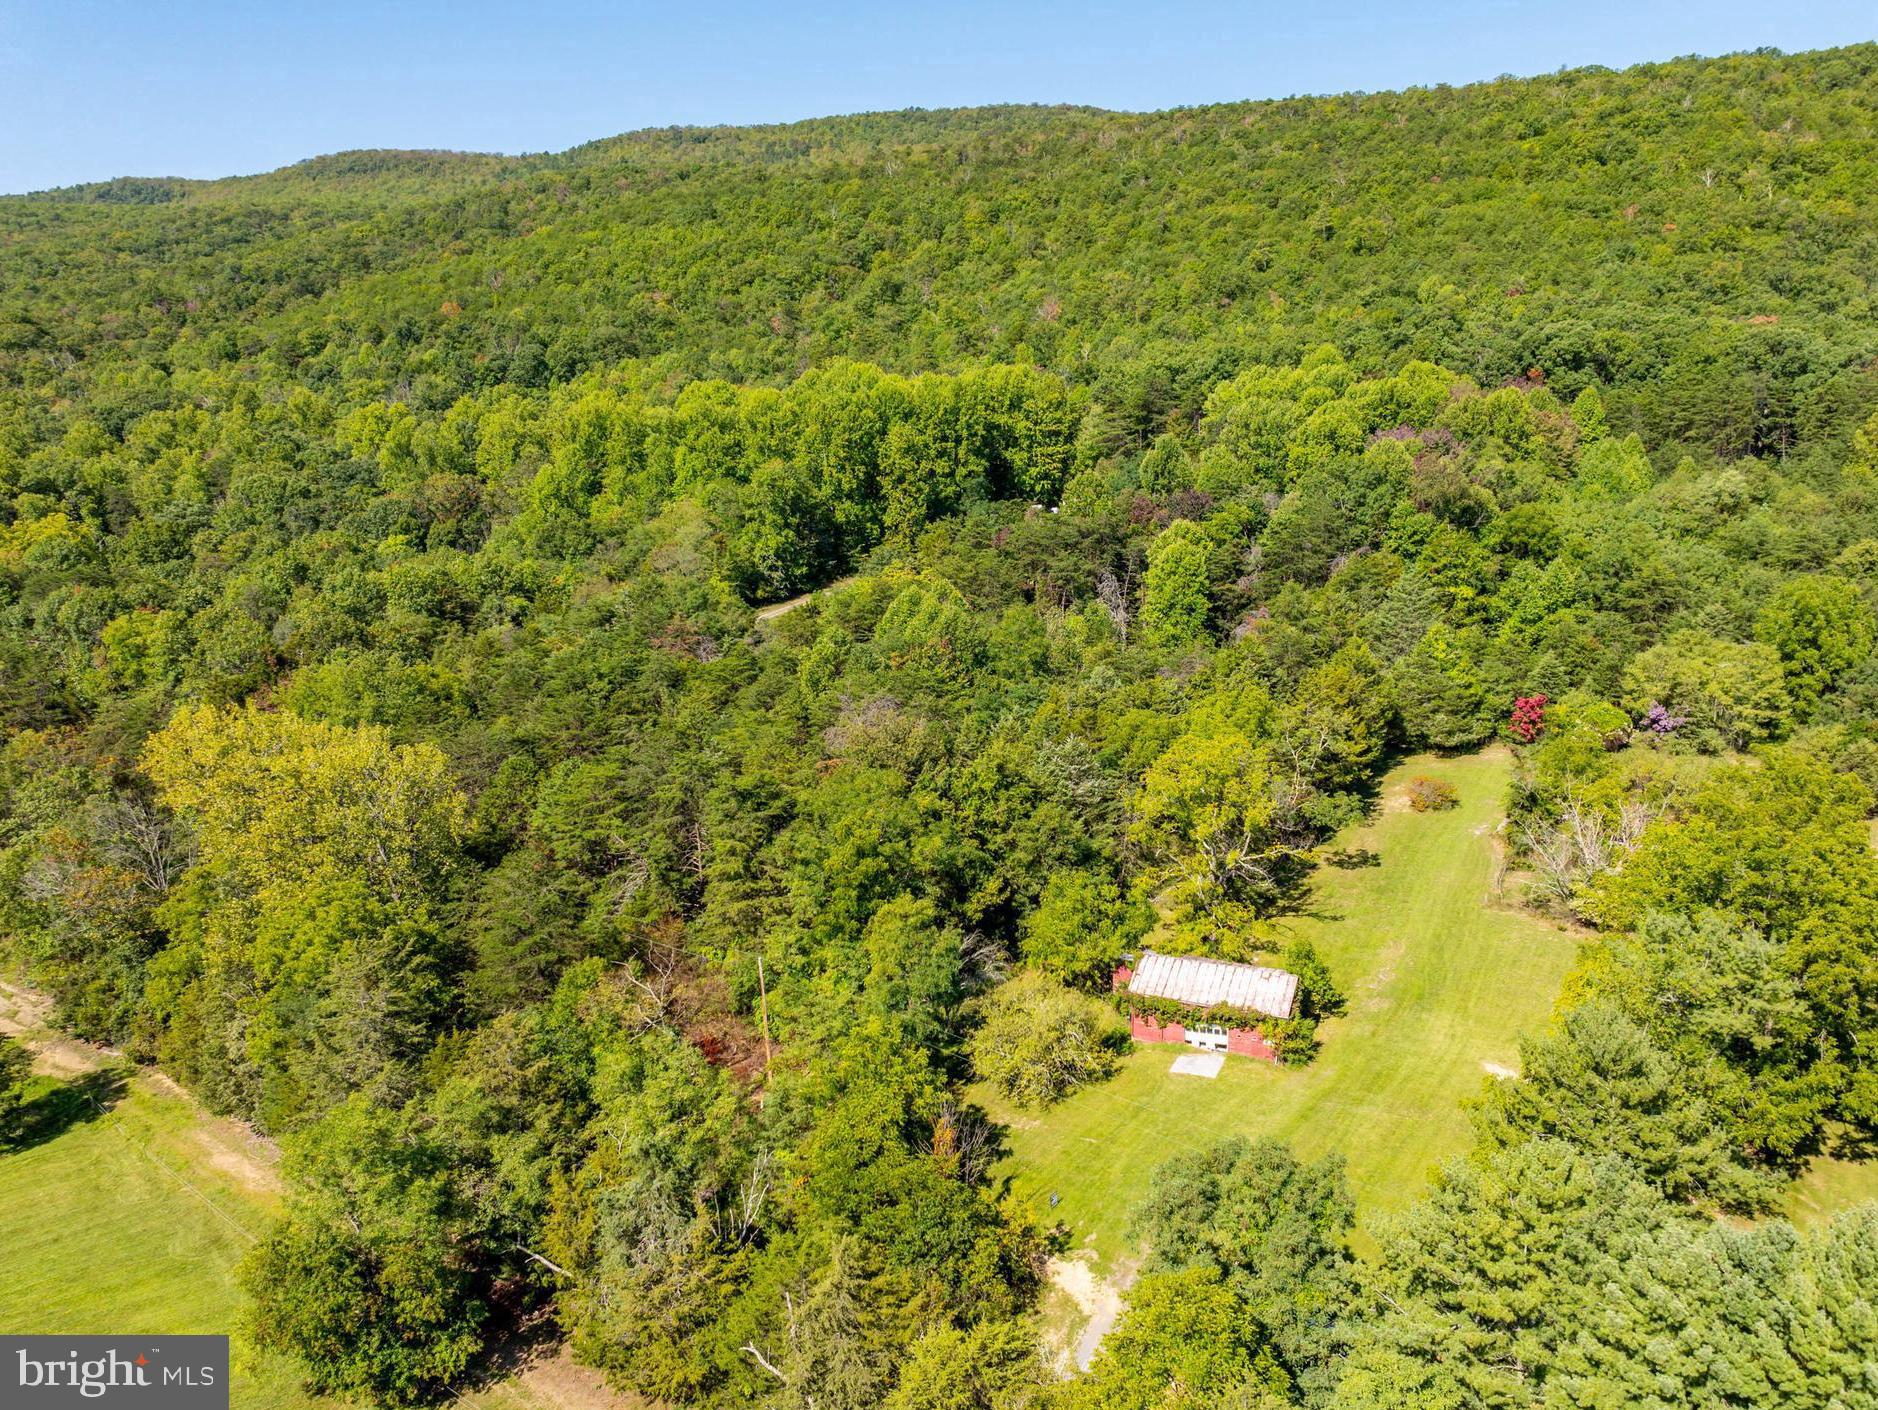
(1170, 1052, 1224, 1078)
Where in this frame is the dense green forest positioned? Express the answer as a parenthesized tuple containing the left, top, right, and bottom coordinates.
(5, 41, 1878, 1410)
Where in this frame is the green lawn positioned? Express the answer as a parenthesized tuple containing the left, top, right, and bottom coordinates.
(0, 1069, 325, 1410)
(987, 747, 1580, 1268)
(0, 1062, 611, 1410)
(1785, 1148, 1878, 1227)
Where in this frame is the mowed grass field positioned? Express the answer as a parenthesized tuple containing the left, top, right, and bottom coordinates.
(1786, 1148, 1878, 1227)
(0, 1017, 623, 1410)
(986, 747, 1580, 1267)
(0, 1068, 327, 1410)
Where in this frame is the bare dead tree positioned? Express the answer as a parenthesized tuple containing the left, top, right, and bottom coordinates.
(916, 1099, 998, 1184)
(1518, 797, 1654, 915)
(741, 1286, 799, 1394)
(512, 1244, 574, 1280)
(712, 1151, 774, 1247)
(597, 845, 651, 918)
(741, 1341, 787, 1385)
(956, 927, 1007, 991)
(1274, 718, 1337, 802)
(1095, 569, 1131, 644)
(92, 795, 187, 895)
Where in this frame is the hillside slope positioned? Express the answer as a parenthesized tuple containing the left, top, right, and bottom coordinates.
(5, 46, 1877, 456)
(7, 40, 1878, 1410)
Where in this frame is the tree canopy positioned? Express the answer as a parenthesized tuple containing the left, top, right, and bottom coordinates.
(4, 39, 1878, 1410)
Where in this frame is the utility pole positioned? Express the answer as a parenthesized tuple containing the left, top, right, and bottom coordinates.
(756, 953, 772, 1077)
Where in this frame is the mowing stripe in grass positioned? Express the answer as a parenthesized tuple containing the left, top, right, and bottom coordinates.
(981, 747, 1580, 1270)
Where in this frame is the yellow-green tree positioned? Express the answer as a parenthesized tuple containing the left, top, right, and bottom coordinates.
(1141, 520, 1217, 647)
(1129, 731, 1305, 949)
(143, 702, 465, 900)
(141, 704, 467, 1127)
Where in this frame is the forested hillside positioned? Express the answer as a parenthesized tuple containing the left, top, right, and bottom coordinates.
(4, 42, 1878, 1410)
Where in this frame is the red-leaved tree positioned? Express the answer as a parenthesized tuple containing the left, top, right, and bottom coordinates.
(1509, 694, 1548, 744)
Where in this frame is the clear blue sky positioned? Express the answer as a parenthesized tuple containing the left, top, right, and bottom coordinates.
(2, 0, 1873, 194)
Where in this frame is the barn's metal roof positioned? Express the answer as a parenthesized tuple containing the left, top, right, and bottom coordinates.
(1126, 951, 1299, 1020)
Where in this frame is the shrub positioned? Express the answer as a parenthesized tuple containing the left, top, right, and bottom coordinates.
(1509, 693, 1548, 743)
(1406, 776, 1458, 811)
(1280, 937, 1344, 1019)
(0, 1034, 32, 1142)
(969, 971, 1127, 1109)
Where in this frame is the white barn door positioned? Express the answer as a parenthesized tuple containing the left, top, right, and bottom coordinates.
(1186, 1023, 1228, 1053)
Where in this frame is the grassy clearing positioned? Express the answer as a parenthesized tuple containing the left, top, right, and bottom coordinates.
(985, 747, 1579, 1268)
(0, 1068, 323, 1410)
(0, 1021, 615, 1409)
(1785, 1149, 1878, 1227)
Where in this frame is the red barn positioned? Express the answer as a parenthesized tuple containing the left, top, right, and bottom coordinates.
(1112, 950, 1299, 1064)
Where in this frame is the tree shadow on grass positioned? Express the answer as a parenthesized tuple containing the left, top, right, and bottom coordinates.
(4, 1066, 129, 1153)
(1823, 1124, 1878, 1164)
(1322, 847, 1380, 870)
(1251, 859, 1351, 930)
